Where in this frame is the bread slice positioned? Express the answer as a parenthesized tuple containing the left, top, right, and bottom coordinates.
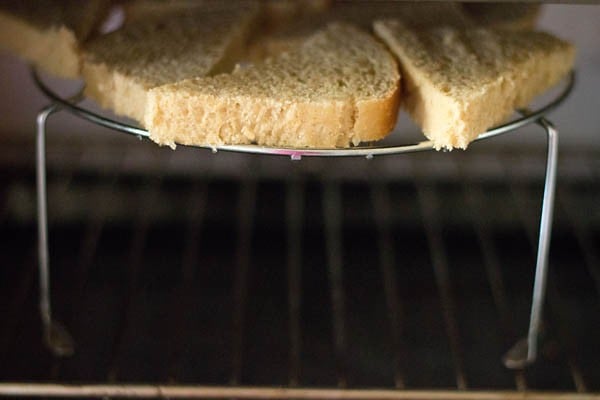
(82, 2, 259, 123)
(374, 20, 575, 150)
(463, 3, 541, 31)
(247, 2, 471, 61)
(0, 0, 110, 78)
(146, 23, 401, 149)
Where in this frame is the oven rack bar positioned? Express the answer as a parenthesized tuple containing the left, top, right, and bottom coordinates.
(29, 69, 575, 374)
(1, 153, 598, 392)
(0, 383, 598, 399)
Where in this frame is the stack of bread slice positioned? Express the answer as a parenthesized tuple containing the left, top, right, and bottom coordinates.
(0, 1, 576, 150)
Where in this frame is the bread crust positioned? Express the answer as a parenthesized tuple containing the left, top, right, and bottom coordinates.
(354, 86, 402, 143)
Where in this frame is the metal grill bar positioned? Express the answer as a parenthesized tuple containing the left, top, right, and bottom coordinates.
(2, 170, 75, 359)
(416, 183, 467, 389)
(53, 171, 121, 380)
(0, 249, 35, 359)
(542, 270, 588, 392)
(558, 187, 600, 301)
(370, 183, 405, 388)
(2, 143, 598, 393)
(71, 170, 123, 313)
(323, 182, 347, 388)
(556, 183, 600, 392)
(286, 181, 304, 386)
(107, 177, 163, 381)
(461, 182, 527, 391)
(230, 181, 257, 385)
(1, 383, 598, 399)
(164, 182, 207, 381)
(507, 178, 586, 391)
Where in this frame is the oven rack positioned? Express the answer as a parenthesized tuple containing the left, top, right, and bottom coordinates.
(29, 69, 574, 376)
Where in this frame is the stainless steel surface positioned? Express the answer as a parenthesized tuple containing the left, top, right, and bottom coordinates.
(36, 103, 75, 358)
(0, 384, 599, 399)
(502, 118, 557, 369)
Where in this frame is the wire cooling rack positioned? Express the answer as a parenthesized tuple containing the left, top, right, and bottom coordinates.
(32, 69, 574, 159)
(28, 67, 574, 382)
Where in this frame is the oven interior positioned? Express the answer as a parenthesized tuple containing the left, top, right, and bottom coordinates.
(0, 1, 599, 398)
(1, 138, 599, 394)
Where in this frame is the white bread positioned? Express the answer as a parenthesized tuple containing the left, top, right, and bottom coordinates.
(374, 20, 575, 150)
(82, 2, 259, 123)
(0, 0, 110, 78)
(146, 23, 401, 149)
(247, 1, 471, 61)
(463, 3, 541, 31)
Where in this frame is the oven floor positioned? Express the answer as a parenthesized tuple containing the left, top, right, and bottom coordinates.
(1, 158, 599, 392)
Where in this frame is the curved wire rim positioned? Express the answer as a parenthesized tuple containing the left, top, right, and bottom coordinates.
(32, 68, 575, 158)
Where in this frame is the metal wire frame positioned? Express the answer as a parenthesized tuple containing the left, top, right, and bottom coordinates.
(1, 383, 600, 399)
(31, 69, 574, 159)
(31, 68, 573, 372)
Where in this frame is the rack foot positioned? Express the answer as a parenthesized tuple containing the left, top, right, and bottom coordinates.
(36, 103, 75, 357)
(503, 117, 558, 369)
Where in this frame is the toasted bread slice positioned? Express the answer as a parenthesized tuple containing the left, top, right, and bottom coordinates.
(374, 20, 574, 150)
(82, 2, 259, 123)
(146, 23, 401, 149)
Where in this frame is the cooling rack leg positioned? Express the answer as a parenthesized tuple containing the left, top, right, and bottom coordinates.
(503, 118, 558, 369)
(36, 104, 75, 357)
